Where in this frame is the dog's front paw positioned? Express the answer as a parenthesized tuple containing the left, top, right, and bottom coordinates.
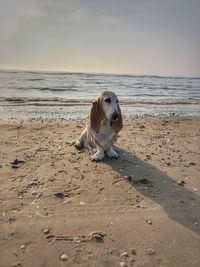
(106, 148, 119, 159)
(90, 151, 105, 162)
(74, 140, 83, 149)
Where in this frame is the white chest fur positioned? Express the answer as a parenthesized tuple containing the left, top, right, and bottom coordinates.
(98, 123, 115, 149)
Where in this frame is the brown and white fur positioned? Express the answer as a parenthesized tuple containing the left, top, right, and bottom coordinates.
(75, 91, 123, 161)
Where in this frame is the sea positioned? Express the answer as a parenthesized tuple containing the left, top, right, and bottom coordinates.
(0, 70, 199, 119)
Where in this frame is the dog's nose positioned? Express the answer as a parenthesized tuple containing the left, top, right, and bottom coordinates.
(112, 112, 119, 121)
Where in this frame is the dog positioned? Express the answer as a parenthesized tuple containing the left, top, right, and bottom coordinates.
(75, 91, 123, 161)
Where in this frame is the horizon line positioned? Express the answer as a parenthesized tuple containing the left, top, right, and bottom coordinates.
(0, 67, 200, 79)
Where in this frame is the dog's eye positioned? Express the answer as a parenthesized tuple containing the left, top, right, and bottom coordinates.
(105, 98, 111, 104)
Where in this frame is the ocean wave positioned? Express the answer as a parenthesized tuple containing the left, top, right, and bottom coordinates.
(16, 86, 79, 92)
(0, 97, 199, 106)
(26, 78, 45, 81)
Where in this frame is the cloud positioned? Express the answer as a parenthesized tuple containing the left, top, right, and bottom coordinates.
(0, 0, 199, 75)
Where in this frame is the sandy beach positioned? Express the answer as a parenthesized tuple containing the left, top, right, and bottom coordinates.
(0, 116, 200, 267)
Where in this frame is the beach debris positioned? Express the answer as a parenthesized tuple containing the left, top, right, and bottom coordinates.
(43, 229, 50, 235)
(131, 249, 137, 255)
(60, 254, 68, 261)
(54, 192, 65, 198)
(11, 165, 20, 169)
(176, 180, 186, 186)
(11, 159, 25, 165)
(121, 251, 129, 259)
(146, 219, 152, 225)
(89, 231, 106, 243)
(146, 248, 156, 255)
(146, 154, 151, 159)
(189, 161, 196, 166)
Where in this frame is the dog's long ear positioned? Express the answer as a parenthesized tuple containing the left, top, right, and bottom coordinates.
(112, 105, 123, 133)
(89, 99, 104, 133)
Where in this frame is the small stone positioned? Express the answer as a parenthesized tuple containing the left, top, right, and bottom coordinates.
(124, 175, 129, 179)
(176, 180, 186, 186)
(80, 201, 85, 205)
(121, 251, 129, 259)
(20, 244, 25, 250)
(32, 191, 38, 196)
(43, 229, 50, 234)
(73, 236, 81, 243)
(147, 248, 156, 255)
(166, 162, 171, 166)
(146, 220, 152, 225)
(192, 222, 198, 227)
(54, 192, 65, 198)
(120, 262, 128, 267)
(60, 254, 68, 261)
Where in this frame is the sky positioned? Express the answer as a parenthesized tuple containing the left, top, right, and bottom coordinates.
(0, 0, 200, 77)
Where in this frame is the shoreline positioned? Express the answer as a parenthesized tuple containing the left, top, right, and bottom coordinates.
(0, 99, 200, 119)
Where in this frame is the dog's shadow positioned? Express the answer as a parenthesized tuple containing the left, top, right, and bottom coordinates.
(103, 147, 200, 235)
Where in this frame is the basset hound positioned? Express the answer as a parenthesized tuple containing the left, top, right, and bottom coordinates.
(75, 91, 123, 161)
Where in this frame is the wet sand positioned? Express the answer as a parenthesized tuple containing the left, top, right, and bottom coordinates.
(0, 117, 200, 267)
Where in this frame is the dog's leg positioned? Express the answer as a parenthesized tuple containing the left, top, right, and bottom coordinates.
(90, 145, 105, 161)
(74, 129, 86, 149)
(106, 146, 119, 159)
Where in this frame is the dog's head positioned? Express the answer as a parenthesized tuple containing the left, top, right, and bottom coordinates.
(89, 91, 123, 133)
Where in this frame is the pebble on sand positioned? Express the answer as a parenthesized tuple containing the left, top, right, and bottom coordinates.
(60, 254, 68, 261)
(146, 219, 152, 225)
(176, 180, 186, 186)
(43, 229, 50, 235)
(20, 244, 25, 250)
(121, 251, 129, 259)
(146, 248, 156, 255)
(120, 262, 128, 267)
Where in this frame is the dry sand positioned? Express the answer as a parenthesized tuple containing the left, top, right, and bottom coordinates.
(0, 117, 200, 267)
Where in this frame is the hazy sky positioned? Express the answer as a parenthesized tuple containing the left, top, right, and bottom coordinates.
(0, 0, 200, 76)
